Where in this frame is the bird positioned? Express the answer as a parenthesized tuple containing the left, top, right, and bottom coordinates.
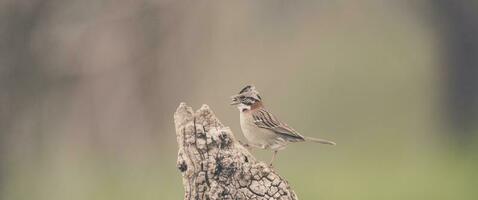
(230, 85, 336, 166)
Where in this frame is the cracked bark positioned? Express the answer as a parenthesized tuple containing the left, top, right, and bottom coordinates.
(174, 103, 299, 200)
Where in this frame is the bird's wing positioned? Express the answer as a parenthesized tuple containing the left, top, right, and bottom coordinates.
(252, 108, 305, 141)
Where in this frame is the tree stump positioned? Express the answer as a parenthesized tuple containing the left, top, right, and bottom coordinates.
(174, 103, 299, 200)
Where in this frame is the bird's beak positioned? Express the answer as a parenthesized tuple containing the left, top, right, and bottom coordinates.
(230, 95, 240, 105)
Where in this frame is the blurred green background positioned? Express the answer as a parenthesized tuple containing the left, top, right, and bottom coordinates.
(1, 0, 478, 199)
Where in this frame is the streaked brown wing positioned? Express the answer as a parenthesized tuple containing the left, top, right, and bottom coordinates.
(252, 108, 305, 141)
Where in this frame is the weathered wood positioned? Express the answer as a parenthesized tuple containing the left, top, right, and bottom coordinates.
(174, 103, 298, 200)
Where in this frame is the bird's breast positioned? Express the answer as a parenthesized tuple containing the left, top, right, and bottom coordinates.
(239, 112, 256, 140)
(239, 112, 286, 150)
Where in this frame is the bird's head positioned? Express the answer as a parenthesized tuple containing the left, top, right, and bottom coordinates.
(230, 85, 262, 112)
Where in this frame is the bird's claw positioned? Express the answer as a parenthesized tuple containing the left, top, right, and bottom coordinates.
(238, 140, 251, 149)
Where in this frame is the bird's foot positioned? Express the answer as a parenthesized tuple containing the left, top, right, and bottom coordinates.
(268, 162, 276, 169)
(238, 140, 251, 149)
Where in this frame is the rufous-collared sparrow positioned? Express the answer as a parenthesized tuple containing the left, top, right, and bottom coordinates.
(231, 85, 336, 166)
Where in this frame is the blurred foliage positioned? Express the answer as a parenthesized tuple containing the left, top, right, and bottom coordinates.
(1, 0, 477, 200)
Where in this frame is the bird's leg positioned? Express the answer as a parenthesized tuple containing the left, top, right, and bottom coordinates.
(269, 150, 278, 167)
(238, 141, 255, 153)
(238, 140, 250, 148)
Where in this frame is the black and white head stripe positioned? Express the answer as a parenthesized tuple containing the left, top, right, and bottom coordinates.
(239, 85, 254, 94)
(240, 96, 257, 105)
(236, 85, 262, 102)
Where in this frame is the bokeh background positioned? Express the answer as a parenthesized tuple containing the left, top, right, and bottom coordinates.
(1, 0, 478, 199)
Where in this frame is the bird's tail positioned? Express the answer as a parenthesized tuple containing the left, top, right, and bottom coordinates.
(305, 136, 336, 145)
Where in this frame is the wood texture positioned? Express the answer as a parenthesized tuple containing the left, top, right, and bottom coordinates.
(174, 103, 298, 200)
